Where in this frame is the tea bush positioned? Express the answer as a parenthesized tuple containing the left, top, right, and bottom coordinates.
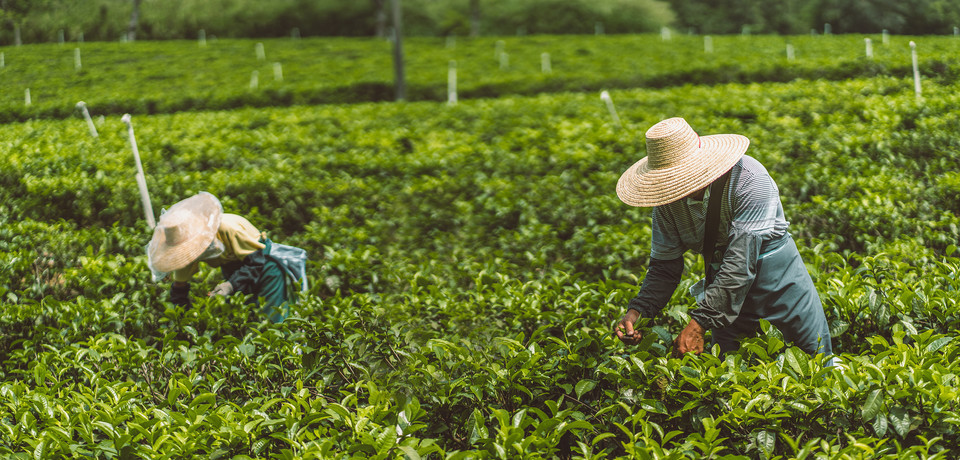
(2, 34, 960, 122)
(3, 38, 960, 457)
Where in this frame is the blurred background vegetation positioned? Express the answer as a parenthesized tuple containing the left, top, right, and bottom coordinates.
(1, 0, 959, 45)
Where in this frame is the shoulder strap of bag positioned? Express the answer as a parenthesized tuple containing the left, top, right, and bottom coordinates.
(702, 170, 731, 284)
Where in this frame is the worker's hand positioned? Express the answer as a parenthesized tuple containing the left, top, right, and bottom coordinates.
(674, 319, 706, 355)
(209, 281, 234, 297)
(615, 309, 643, 345)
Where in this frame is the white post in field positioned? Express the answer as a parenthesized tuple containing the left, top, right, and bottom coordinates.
(25, 88, 31, 106)
(499, 52, 509, 70)
(786, 43, 795, 60)
(882, 29, 889, 45)
(250, 70, 259, 90)
(910, 41, 921, 99)
(541, 52, 551, 73)
(121, 114, 156, 229)
(954, 27, 959, 37)
(74, 48, 82, 70)
(704, 36, 713, 53)
(824, 23, 831, 35)
(600, 90, 622, 129)
(661, 26, 671, 41)
(273, 62, 283, 81)
(78, 32, 84, 43)
(255, 42, 265, 61)
(447, 60, 457, 105)
(864, 38, 873, 58)
(58, 29, 65, 45)
(198, 29, 207, 47)
(76, 101, 99, 138)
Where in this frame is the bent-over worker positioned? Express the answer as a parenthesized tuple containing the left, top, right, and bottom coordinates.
(614, 117, 833, 358)
(146, 192, 290, 323)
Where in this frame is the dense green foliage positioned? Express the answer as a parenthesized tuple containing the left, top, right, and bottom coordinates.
(3, 35, 960, 457)
(3, 34, 960, 123)
(4, 0, 960, 42)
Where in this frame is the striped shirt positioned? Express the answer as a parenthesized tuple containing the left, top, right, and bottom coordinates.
(627, 155, 792, 330)
(651, 155, 788, 260)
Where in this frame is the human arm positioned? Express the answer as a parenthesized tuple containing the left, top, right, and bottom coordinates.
(616, 256, 684, 345)
(170, 281, 192, 307)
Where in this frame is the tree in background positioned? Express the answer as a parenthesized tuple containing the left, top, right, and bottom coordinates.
(3, 0, 959, 43)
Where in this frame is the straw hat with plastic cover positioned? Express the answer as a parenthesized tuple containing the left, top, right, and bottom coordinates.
(617, 117, 750, 207)
(147, 192, 223, 274)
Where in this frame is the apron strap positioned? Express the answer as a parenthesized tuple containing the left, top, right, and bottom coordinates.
(703, 170, 731, 285)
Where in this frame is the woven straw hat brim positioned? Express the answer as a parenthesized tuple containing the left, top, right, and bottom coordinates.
(617, 133, 749, 207)
(149, 227, 218, 273)
(147, 193, 222, 273)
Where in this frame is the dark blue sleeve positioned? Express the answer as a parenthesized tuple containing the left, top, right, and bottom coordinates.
(170, 282, 192, 307)
(626, 257, 684, 319)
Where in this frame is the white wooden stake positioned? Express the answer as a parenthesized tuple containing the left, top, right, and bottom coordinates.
(704, 36, 713, 53)
(910, 41, 921, 99)
(882, 29, 889, 45)
(76, 101, 98, 138)
(198, 29, 207, 47)
(600, 91, 621, 129)
(24, 88, 31, 106)
(499, 52, 509, 70)
(250, 70, 259, 90)
(255, 42, 265, 61)
(121, 114, 156, 229)
(786, 43, 795, 60)
(74, 48, 82, 70)
(273, 62, 283, 81)
(58, 29, 64, 45)
(447, 60, 457, 105)
(865, 38, 873, 58)
(541, 52, 551, 74)
(661, 26, 671, 41)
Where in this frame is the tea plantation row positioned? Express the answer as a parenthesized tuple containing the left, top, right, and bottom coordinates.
(3, 74, 960, 457)
(2, 34, 960, 122)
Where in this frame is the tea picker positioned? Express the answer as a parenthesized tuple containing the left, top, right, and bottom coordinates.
(145, 193, 308, 323)
(613, 117, 833, 361)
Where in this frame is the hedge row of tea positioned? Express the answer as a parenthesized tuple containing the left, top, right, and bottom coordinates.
(2, 34, 960, 122)
(3, 74, 960, 456)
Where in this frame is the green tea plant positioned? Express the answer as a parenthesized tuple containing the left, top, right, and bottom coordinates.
(4, 44, 960, 456)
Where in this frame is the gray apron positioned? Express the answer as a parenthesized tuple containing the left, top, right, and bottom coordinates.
(707, 235, 833, 357)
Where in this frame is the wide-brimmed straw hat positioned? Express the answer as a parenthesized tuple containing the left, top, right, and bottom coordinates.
(617, 117, 749, 207)
(147, 192, 223, 273)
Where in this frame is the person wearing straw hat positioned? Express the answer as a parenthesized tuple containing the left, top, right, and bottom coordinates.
(146, 192, 291, 323)
(614, 117, 832, 358)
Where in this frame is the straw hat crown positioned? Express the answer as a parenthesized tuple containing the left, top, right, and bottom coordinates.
(147, 192, 223, 273)
(616, 117, 749, 207)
